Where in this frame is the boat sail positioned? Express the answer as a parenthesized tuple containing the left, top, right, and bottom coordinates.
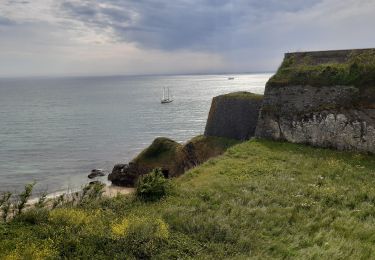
(161, 87, 173, 104)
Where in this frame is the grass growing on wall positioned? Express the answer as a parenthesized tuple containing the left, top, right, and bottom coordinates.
(268, 49, 375, 89)
(217, 91, 263, 100)
(1, 139, 375, 259)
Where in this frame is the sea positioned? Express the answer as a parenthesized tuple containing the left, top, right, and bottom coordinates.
(0, 73, 272, 195)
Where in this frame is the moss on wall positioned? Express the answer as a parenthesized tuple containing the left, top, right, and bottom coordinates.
(268, 49, 375, 91)
(217, 91, 263, 100)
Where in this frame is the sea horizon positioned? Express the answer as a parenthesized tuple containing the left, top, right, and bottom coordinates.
(0, 73, 272, 195)
(0, 71, 275, 81)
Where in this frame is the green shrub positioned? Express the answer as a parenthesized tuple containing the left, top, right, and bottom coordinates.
(16, 182, 35, 216)
(14, 208, 49, 225)
(79, 182, 105, 205)
(51, 194, 65, 209)
(136, 168, 171, 201)
(35, 191, 47, 208)
(0, 192, 12, 222)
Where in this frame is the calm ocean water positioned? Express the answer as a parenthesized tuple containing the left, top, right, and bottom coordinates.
(0, 73, 271, 194)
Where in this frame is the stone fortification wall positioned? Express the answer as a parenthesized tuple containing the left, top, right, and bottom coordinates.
(204, 92, 263, 140)
(256, 49, 375, 153)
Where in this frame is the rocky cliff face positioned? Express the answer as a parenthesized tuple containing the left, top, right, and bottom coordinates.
(204, 92, 263, 140)
(256, 49, 375, 153)
(108, 136, 239, 186)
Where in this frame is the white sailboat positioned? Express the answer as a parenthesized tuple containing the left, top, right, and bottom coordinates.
(161, 87, 173, 104)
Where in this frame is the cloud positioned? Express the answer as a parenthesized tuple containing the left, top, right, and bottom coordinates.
(0, 0, 375, 77)
(58, 0, 323, 51)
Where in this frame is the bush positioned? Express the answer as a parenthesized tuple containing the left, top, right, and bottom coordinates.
(79, 182, 105, 205)
(16, 182, 35, 216)
(136, 168, 171, 201)
(14, 208, 49, 225)
(0, 192, 12, 222)
(35, 191, 47, 208)
(111, 215, 169, 258)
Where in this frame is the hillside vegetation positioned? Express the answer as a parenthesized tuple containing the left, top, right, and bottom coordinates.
(1, 139, 375, 259)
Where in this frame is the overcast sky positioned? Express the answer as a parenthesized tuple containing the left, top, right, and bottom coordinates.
(0, 0, 375, 77)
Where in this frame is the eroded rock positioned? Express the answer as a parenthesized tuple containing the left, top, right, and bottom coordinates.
(88, 169, 106, 179)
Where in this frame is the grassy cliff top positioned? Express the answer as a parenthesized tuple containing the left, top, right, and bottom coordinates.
(268, 48, 375, 89)
(2, 139, 375, 258)
(216, 91, 263, 100)
(131, 135, 238, 173)
(132, 136, 237, 164)
(132, 137, 181, 165)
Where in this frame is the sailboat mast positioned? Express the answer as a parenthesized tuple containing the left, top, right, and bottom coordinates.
(167, 88, 169, 99)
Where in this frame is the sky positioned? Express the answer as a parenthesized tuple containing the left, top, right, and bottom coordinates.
(0, 0, 375, 77)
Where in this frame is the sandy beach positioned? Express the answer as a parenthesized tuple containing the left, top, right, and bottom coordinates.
(103, 185, 135, 197)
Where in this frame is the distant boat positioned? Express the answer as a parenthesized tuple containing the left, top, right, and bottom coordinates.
(228, 77, 235, 80)
(161, 87, 173, 104)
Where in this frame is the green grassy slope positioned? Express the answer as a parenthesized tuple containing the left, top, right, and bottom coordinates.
(1, 139, 375, 259)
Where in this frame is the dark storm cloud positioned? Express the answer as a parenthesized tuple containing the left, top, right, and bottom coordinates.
(61, 1, 97, 19)
(60, 0, 321, 50)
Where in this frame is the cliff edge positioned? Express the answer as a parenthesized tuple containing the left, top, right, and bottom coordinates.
(256, 48, 375, 153)
(108, 135, 239, 186)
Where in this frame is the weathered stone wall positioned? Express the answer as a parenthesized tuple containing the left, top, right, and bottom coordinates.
(256, 85, 375, 152)
(204, 92, 263, 140)
(256, 49, 375, 153)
